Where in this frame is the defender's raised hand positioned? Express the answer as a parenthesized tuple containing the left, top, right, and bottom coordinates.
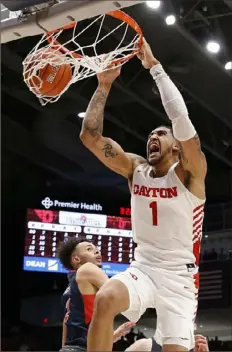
(194, 335, 209, 352)
(113, 322, 136, 343)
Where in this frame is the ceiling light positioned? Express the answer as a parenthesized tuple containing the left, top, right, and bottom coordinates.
(146, 1, 161, 10)
(165, 15, 176, 25)
(206, 41, 220, 54)
(225, 61, 232, 70)
(78, 112, 86, 118)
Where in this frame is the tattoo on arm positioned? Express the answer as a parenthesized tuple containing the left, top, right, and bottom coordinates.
(82, 87, 110, 137)
(102, 144, 118, 158)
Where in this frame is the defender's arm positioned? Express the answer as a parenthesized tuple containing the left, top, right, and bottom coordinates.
(62, 317, 67, 347)
(76, 262, 108, 289)
(62, 298, 70, 347)
(76, 263, 134, 343)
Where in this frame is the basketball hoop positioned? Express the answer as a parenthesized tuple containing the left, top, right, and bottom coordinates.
(23, 10, 143, 105)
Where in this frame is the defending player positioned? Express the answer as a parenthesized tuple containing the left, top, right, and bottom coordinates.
(58, 238, 134, 352)
(58, 241, 208, 352)
(80, 37, 207, 352)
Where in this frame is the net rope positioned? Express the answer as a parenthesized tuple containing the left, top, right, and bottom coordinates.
(23, 13, 141, 105)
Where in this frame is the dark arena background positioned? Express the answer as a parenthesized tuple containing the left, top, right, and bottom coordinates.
(1, 0, 232, 351)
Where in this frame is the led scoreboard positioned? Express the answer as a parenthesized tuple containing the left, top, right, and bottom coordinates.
(23, 207, 134, 276)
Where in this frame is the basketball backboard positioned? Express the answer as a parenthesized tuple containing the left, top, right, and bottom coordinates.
(1, 0, 145, 43)
(1, 0, 50, 11)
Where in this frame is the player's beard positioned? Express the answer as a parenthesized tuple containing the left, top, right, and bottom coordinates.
(148, 146, 172, 166)
(148, 153, 163, 166)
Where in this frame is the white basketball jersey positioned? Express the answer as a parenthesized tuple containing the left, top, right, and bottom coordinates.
(130, 162, 205, 274)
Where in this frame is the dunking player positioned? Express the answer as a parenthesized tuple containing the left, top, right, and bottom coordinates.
(80, 38, 207, 352)
(126, 335, 209, 352)
(58, 238, 134, 352)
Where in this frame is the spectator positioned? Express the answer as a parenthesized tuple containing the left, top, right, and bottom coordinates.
(218, 248, 226, 260)
(208, 248, 218, 261)
(202, 250, 208, 261)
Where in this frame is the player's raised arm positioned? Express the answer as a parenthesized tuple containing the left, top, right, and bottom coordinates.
(80, 67, 145, 179)
(137, 39, 207, 180)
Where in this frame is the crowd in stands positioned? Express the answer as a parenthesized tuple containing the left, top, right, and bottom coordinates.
(200, 247, 232, 261)
(207, 336, 232, 352)
(2, 321, 232, 351)
(114, 331, 232, 351)
(1, 246, 231, 351)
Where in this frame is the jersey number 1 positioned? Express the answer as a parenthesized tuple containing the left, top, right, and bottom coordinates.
(149, 201, 158, 226)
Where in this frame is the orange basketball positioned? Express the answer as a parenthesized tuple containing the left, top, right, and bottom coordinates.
(24, 48, 72, 97)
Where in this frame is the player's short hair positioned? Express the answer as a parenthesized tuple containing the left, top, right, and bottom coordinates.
(149, 125, 174, 139)
(57, 237, 91, 270)
(157, 125, 173, 135)
(156, 125, 181, 159)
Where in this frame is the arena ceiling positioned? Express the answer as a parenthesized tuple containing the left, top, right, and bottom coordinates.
(2, 0, 232, 202)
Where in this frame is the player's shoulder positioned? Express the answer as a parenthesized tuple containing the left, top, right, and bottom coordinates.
(133, 160, 148, 174)
(128, 159, 148, 190)
(77, 262, 96, 273)
(76, 263, 101, 280)
(126, 153, 146, 171)
(67, 270, 76, 281)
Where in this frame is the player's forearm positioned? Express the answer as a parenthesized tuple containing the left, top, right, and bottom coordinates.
(62, 321, 67, 347)
(81, 83, 112, 138)
(150, 64, 196, 142)
(113, 329, 121, 343)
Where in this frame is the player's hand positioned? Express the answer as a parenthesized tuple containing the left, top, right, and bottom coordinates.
(137, 38, 160, 69)
(97, 64, 121, 85)
(194, 335, 209, 352)
(113, 322, 136, 343)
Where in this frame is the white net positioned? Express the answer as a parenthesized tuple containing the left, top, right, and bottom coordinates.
(23, 11, 142, 105)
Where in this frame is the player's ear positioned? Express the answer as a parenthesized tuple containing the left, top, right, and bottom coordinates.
(72, 254, 80, 265)
(172, 140, 179, 153)
(172, 140, 180, 158)
(172, 144, 179, 153)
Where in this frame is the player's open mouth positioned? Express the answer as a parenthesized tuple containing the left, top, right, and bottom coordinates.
(149, 141, 160, 157)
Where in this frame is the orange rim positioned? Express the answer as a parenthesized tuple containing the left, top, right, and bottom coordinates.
(46, 9, 143, 63)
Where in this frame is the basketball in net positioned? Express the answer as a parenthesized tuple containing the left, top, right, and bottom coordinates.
(24, 48, 72, 97)
(23, 10, 143, 105)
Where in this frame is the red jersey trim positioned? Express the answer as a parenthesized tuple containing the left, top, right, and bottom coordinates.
(82, 295, 95, 324)
(192, 203, 204, 290)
